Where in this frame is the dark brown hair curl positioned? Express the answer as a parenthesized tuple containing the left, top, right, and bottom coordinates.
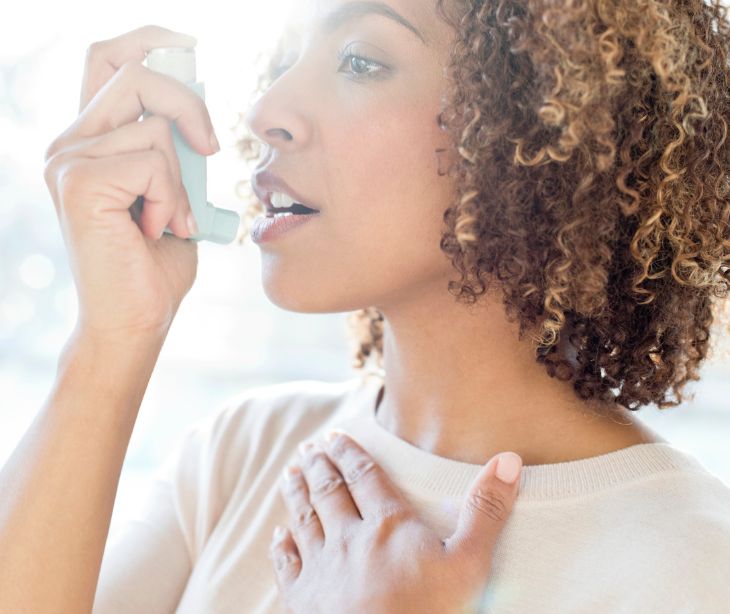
(233, 0, 730, 412)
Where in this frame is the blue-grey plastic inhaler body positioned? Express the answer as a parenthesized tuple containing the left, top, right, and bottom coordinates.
(143, 46, 240, 244)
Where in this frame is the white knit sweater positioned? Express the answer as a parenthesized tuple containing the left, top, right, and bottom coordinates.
(93, 374, 730, 613)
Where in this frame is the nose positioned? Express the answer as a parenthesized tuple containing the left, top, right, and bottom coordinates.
(243, 82, 312, 152)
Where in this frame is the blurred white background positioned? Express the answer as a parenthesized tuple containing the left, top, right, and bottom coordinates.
(0, 0, 728, 541)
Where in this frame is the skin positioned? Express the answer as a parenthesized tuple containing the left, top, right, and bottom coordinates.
(270, 432, 523, 614)
(243, 0, 666, 469)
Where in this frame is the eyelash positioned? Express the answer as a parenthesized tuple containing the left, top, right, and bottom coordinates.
(335, 47, 386, 80)
(269, 47, 386, 82)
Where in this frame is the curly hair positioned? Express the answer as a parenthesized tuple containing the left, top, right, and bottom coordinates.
(232, 0, 730, 412)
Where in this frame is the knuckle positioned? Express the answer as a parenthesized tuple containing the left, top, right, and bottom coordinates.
(303, 449, 327, 469)
(293, 504, 317, 529)
(328, 435, 352, 459)
(85, 40, 104, 61)
(147, 113, 170, 137)
(269, 541, 300, 572)
(43, 138, 61, 163)
(144, 115, 167, 135)
(43, 154, 59, 188)
(149, 148, 170, 173)
(282, 477, 307, 499)
(118, 58, 142, 79)
(366, 504, 410, 542)
(274, 552, 299, 572)
(274, 552, 294, 571)
(374, 501, 409, 523)
(56, 160, 87, 198)
(343, 458, 377, 485)
(140, 24, 168, 37)
(469, 488, 508, 522)
(309, 474, 345, 500)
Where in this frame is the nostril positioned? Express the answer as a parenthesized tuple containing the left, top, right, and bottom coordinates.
(266, 128, 293, 141)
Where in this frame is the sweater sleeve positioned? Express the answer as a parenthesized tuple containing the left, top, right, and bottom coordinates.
(92, 400, 241, 614)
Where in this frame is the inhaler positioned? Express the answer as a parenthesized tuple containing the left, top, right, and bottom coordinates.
(142, 46, 240, 244)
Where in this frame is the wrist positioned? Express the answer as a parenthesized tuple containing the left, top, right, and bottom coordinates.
(70, 318, 168, 352)
(56, 323, 167, 406)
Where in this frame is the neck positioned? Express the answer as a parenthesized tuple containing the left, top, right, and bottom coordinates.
(373, 282, 664, 467)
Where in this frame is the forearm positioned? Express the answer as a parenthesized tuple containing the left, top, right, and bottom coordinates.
(0, 326, 166, 613)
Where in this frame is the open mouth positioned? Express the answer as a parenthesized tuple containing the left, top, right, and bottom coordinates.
(265, 202, 320, 218)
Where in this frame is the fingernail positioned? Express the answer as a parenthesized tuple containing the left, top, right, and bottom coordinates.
(186, 212, 198, 235)
(158, 227, 165, 240)
(210, 131, 220, 152)
(324, 429, 343, 444)
(281, 464, 299, 482)
(273, 525, 286, 539)
(298, 441, 315, 457)
(495, 452, 522, 484)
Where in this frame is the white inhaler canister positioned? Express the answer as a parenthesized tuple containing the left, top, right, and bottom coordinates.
(143, 46, 240, 244)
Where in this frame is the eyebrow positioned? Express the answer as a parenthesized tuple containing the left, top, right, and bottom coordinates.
(318, 1, 428, 46)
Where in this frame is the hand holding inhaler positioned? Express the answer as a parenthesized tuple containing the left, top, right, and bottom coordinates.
(42, 25, 232, 341)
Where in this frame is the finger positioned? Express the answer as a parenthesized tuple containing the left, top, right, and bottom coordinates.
(50, 114, 184, 186)
(74, 59, 217, 159)
(80, 62, 217, 154)
(54, 149, 187, 241)
(279, 463, 324, 559)
(80, 24, 197, 113)
(297, 440, 360, 539)
(323, 430, 413, 523)
(46, 115, 193, 237)
(269, 525, 301, 589)
(443, 452, 522, 575)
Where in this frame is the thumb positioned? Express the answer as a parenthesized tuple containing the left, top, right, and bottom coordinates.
(443, 452, 522, 565)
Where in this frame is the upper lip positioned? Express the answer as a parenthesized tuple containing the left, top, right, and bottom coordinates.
(251, 170, 320, 212)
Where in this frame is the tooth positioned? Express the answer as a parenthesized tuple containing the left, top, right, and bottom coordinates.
(271, 192, 297, 209)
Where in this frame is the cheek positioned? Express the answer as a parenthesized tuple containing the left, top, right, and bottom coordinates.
(257, 203, 452, 315)
(342, 105, 452, 246)
(326, 127, 453, 290)
(257, 102, 455, 311)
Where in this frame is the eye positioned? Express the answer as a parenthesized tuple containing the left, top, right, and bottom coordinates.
(336, 46, 386, 80)
(267, 45, 388, 82)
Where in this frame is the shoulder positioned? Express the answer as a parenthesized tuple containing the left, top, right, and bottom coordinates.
(562, 465, 730, 608)
(642, 484, 730, 609)
(659, 469, 730, 557)
(618, 465, 730, 598)
(208, 376, 366, 440)
(623, 456, 730, 534)
(170, 376, 367, 483)
(158, 375, 368, 513)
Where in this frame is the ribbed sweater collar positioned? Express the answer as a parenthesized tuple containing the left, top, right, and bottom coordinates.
(336, 374, 705, 503)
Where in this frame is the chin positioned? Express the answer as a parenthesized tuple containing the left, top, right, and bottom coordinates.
(260, 273, 339, 314)
(260, 270, 378, 315)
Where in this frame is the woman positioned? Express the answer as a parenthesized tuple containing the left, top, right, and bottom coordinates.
(2, 0, 730, 610)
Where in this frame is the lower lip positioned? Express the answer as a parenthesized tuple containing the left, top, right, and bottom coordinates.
(250, 212, 320, 244)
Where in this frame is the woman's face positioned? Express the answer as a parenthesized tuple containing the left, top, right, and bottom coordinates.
(244, 0, 458, 313)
